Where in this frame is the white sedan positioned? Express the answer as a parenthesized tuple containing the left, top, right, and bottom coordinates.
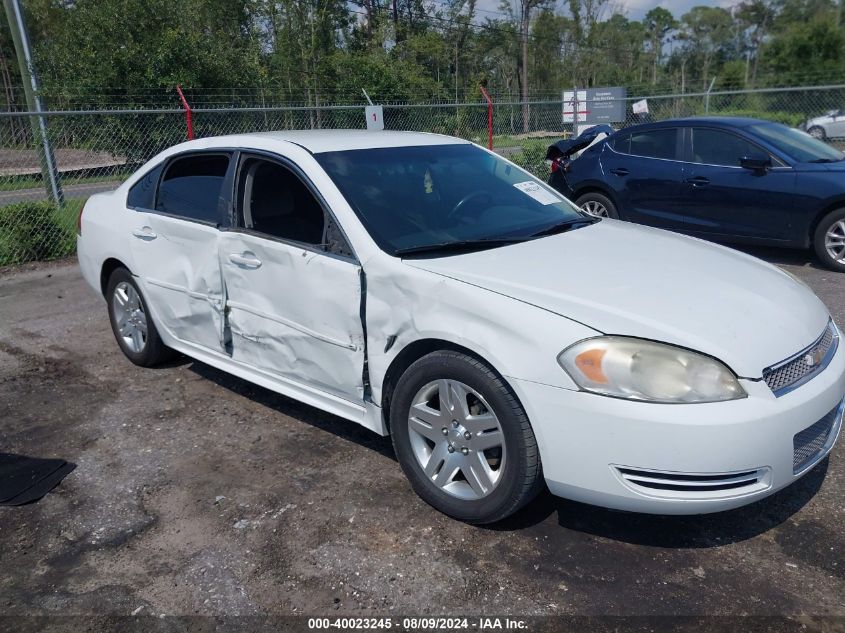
(77, 130, 845, 523)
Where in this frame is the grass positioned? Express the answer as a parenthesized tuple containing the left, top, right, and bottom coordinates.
(0, 171, 129, 192)
(0, 198, 85, 267)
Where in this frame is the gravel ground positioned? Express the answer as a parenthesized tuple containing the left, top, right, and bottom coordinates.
(0, 248, 844, 629)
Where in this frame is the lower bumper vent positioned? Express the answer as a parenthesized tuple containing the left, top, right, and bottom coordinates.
(616, 467, 766, 497)
(793, 403, 843, 474)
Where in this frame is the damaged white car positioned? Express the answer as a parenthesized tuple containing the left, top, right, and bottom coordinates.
(77, 131, 845, 523)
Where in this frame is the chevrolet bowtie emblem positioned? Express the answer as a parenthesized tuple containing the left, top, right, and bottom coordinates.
(803, 349, 823, 367)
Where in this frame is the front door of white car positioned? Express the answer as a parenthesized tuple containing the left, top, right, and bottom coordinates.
(128, 152, 231, 352)
(217, 154, 365, 403)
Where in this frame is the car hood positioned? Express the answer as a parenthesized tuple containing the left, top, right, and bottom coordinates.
(407, 220, 831, 378)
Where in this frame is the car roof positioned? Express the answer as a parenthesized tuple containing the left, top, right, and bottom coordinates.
(229, 129, 471, 153)
(619, 116, 771, 135)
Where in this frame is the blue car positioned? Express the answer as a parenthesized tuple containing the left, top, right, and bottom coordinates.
(547, 117, 845, 272)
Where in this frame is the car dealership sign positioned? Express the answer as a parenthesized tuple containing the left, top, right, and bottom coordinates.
(563, 87, 627, 124)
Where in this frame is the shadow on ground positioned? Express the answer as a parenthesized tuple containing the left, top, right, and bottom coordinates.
(182, 356, 828, 549)
(489, 458, 827, 547)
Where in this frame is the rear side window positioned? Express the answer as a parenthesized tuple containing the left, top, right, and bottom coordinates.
(691, 128, 765, 167)
(156, 154, 230, 224)
(127, 163, 163, 210)
(628, 129, 677, 160)
(611, 133, 630, 154)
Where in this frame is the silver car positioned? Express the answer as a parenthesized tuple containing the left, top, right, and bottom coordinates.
(804, 109, 845, 140)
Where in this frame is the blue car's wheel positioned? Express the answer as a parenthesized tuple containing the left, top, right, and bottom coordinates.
(575, 192, 619, 219)
(814, 209, 845, 272)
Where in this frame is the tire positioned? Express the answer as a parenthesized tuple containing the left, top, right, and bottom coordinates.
(813, 208, 845, 273)
(106, 267, 173, 366)
(575, 191, 619, 219)
(390, 350, 543, 524)
(808, 126, 827, 141)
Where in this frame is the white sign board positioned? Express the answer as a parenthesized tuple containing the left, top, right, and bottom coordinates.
(563, 90, 587, 124)
(365, 105, 384, 131)
(632, 98, 649, 114)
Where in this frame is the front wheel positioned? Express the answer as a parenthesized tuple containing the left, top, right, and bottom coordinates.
(813, 209, 845, 272)
(390, 350, 543, 524)
(106, 268, 173, 366)
(808, 126, 826, 141)
(575, 191, 619, 219)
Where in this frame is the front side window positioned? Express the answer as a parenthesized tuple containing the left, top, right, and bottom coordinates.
(690, 128, 765, 167)
(156, 154, 229, 223)
(236, 157, 326, 246)
(315, 143, 588, 255)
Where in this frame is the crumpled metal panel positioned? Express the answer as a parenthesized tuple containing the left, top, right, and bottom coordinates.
(129, 215, 226, 352)
(364, 258, 597, 423)
(219, 232, 365, 404)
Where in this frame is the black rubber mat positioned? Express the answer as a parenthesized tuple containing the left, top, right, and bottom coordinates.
(0, 453, 76, 506)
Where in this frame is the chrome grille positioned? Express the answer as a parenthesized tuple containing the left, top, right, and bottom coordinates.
(793, 404, 842, 474)
(763, 322, 838, 396)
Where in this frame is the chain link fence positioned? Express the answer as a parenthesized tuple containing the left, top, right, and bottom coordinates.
(1, 84, 843, 266)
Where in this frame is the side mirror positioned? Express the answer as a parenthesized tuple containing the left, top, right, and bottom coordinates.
(740, 155, 772, 174)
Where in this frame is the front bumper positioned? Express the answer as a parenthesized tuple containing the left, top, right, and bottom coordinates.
(511, 339, 845, 514)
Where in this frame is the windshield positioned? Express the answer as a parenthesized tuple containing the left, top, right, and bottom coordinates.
(748, 122, 845, 163)
(316, 144, 587, 255)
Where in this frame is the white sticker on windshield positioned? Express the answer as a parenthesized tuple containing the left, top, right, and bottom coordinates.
(513, 181, 562, 205)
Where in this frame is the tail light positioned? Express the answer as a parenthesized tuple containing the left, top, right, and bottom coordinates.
(76, 201, 85, 236)
(550, 158, 571, 174)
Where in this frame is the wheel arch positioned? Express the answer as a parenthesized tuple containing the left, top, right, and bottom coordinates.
(571, 183, 621, 215)
(809, 199, 845, 247)
(379, 338, 518, 433)
(100, 258, 131, 297)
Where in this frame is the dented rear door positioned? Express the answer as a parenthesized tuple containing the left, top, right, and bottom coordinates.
(128, 151, 232, 352)
(218, 232, 366, 403)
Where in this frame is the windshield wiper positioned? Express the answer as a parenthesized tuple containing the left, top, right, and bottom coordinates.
(394, 237, 526, 257)
(809, 157, 844, 163)
(529, 218, 597, 239)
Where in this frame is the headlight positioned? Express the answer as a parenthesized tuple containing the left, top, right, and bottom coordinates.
(558, 337, 746, 403)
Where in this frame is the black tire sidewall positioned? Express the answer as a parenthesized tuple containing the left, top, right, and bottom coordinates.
(576, 191, 619, 219)
(106, 268, 163, 366)
(813, 209, 845, 273)
(390, 351, 539, 524)
(808, 126, 826, 140)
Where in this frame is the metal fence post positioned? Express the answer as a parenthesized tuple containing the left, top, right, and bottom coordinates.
(176, 85, 195, 140)
(3, 0, 63, 207)
(479, 86, 493, 150)
(704, 77, 716, 114)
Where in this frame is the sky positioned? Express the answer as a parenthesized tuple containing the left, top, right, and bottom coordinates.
(473, 0, 733, 22)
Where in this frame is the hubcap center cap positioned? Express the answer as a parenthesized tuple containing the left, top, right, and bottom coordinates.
(450, 422, 471, 448)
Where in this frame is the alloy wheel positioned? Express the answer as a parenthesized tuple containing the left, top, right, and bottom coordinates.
(112, 281, 148, 353)
(825, 219, 845, 263)
(407, 379, 506, 500)
(581, 200, 609, 218)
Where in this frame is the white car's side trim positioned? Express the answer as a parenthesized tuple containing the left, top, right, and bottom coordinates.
(226, 300, 358, 351)
(165, 335, 370, 426)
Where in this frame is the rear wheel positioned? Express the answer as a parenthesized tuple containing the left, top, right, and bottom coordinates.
(575, 191, 619, 219)
(390, 350, 543, 524)
(106, 268, 173, 366)
(813, 209, 845, 273)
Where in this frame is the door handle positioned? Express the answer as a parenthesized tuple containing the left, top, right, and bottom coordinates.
(685, 176, 710, 187)
(610, 168, 629, 176)
(131, 226, 157, 240)
(229, 252, 262, 269)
